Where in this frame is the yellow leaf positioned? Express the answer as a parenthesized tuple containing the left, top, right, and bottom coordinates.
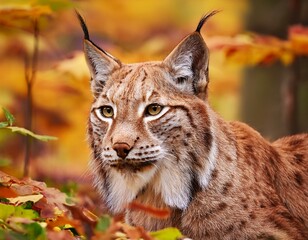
(0, 4, 52, 20)
(7, 194, 44, 205)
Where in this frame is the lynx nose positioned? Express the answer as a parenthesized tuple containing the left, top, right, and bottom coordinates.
(112, 143, 131, 159)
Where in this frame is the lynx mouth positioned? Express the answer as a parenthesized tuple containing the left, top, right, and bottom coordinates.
(110, 160, 157, 172)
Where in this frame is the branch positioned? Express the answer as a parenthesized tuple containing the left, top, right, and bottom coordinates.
(24, 19, 39, 178)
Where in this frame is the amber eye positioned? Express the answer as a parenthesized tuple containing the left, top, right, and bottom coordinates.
(100, 106, 114, 118)
(146, 104, 163, 116)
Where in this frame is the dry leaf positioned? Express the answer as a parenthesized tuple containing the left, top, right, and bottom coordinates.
(7, 194, 43, 205)
(128, 201, 171, 219)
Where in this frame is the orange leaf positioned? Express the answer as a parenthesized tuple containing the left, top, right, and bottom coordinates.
(289, 25, 308, 55)
(127, 201, 170, 219)
(82, 208, 99, 222)
(0, 186, 18, 198)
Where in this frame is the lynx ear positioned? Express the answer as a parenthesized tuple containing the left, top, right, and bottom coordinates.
(76, 11, 121, 97)
(164, 11, 218, 99)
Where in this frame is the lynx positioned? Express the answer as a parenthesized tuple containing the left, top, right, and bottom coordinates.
(78, 11, 308, 239)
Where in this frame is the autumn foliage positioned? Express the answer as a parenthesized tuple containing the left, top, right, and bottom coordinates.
(0, 171, 183, 239)
(208, 24, 308, 65)
(1, 0, 308, 239)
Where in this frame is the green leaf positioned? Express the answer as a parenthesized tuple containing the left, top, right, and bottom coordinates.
(150, 227, 183, 240)
(0, 204, 16, 220)
(22, 201, 34, 209)
(24, 222, 46, 240)
(0, 203, 39, 220)
(6, 127, 57, 142)
(2, 108, 15, 126)
(0, 198, 10, 203)
(64, 197, 75, 206)
(12, 205, 39, 220)
(0, 122, 9, 128)
(95, 215, 111, 232)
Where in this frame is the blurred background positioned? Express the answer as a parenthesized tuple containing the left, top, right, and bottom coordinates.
(0, 0, 307, 184)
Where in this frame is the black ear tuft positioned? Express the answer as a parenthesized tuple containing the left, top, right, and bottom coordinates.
(75, 10, 90, 40)
(195, 10, 220, 33)
(76, 10, 122, 98)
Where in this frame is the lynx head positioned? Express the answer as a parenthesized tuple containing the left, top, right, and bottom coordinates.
(79, 11, 219, 213)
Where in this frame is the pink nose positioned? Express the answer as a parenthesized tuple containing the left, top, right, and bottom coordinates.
(112, 143, 131, 159)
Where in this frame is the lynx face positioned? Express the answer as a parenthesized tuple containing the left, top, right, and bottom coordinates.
(81, 12, 218, 213)
(91, 64, 192, 171)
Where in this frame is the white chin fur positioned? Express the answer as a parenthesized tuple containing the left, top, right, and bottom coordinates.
(106, 167, 157, 213)
(154, 155, 192, 210)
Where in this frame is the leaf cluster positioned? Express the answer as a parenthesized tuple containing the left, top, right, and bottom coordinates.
(209, 25, 308, 66)
(0, 171, 184, 240)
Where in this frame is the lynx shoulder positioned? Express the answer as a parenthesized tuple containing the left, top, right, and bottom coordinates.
(78, 11, 308, 239)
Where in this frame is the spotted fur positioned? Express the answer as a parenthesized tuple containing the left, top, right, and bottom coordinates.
(79, 11, 308, 239)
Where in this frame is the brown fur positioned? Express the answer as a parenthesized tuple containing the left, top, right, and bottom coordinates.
(79, 11, 308, 239)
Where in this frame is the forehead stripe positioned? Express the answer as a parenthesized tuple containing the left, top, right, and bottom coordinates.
(123, 66, 148, 101)
(103, 64, 159, 107)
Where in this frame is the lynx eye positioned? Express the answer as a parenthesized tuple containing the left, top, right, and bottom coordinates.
(146, 104, 163, 116)
(97, 106, 114, 118)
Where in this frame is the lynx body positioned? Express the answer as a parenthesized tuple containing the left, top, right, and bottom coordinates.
(79, 12, 308, 239)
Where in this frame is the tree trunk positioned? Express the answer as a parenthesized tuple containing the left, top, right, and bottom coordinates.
(241, 0, 308, 140)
